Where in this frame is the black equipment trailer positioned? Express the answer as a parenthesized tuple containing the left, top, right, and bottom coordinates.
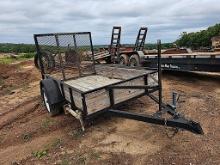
(142, 52, 220, 72)
(92, 26, 220, 72)
(34, 32, 203, 135)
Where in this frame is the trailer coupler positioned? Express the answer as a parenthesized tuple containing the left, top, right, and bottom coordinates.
(108, 106, 203, 135)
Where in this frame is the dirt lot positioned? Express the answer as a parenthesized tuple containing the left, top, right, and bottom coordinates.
(0, 60, 219, 165)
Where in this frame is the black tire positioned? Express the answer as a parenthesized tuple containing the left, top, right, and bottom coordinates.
(129, 54, 140, 67)
(104, 56, 112, 64)
(34, 51, 55, 71)
(41, 86, 62, 116)
(119, 54, 129, 66)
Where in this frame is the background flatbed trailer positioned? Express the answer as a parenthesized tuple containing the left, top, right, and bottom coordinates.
(142, 52, 220, 72)
(92, 26, 220, 72)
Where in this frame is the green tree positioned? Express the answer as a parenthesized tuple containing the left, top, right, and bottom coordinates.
(175, 23, 220, 49)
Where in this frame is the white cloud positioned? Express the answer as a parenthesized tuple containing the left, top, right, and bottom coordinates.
(0, 0, 219, 44)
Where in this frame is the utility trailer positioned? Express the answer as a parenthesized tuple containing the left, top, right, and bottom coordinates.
(34, 32, 203, 135)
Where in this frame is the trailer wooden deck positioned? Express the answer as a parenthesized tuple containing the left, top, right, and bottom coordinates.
(62, 65, 158, 115)
(65, 75, 120, 92)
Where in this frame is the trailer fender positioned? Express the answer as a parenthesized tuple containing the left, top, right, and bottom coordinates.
(137, 51, 145, 63)
(40, 79, 65, 105)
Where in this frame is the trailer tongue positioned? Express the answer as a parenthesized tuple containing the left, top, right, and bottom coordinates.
(34, 32, 203, 135)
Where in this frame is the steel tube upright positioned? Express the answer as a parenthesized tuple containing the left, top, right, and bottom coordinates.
(157, 40, 162, 111)
(55, 35, 66, 80)
(33, 35, 45, 79)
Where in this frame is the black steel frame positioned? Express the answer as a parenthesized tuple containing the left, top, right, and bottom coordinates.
(34, 33, 203, 135)
(34, 32, 96, 80)
(134, 27, 148, 51)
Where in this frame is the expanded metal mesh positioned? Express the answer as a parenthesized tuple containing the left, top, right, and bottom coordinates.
(34, 32, 95, 80)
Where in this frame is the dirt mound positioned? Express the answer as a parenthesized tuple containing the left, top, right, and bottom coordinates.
(0, 60, 40, 96)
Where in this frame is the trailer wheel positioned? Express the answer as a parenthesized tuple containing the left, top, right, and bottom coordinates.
(129, 54, 140, 67)
(104, 56, 112, 64)
(119, 54, 129, 65)
(34, 51, 56, 71)
(41, 86, 63, 116)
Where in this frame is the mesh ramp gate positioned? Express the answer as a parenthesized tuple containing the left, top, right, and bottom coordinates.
(34, 32, 95, 80)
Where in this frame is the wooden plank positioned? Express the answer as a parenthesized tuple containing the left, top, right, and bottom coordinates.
(94, 51, 111, 60)
(85, 89, 110, 114)
(95, 65, 150, 79)
(65, 75, 121, 92)
(113, 77, 145, 104)
(63, 85, 82, 109)
(148, 73, 158, 86)
(84, 76, 119, 86)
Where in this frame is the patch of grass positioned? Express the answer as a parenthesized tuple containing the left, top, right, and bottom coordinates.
(32, 149, 48, 159)
(0, 57, 16, 64)
(89, 150, 101, 160)
(42, 138, 63, 154)
(61, 159, 69, 165)
(51, 138, 62, 149)
(19, 52, 35, 58)
(21, 132, 32, 142)
(58, 151, 70, 165)
(2, 85, 17, 95)
(0, 53, 35, 64)
(68, 128, 84, 140)
(0, 78, 4, 86)
(76, 156, 86, 165)
(41, 117, 55, 130)
(0, 135, 5, 144)
(32, 138, 63, 161)
(21, 83, 29, 91)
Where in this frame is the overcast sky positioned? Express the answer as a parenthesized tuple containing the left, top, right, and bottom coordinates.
(0, 0, 220, 44)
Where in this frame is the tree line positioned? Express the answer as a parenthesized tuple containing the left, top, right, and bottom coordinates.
(0, 43, 36, 53)
(0, 43, 174, 53)
(1, 23, 220, 53)
(175, 23, 220, 49)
